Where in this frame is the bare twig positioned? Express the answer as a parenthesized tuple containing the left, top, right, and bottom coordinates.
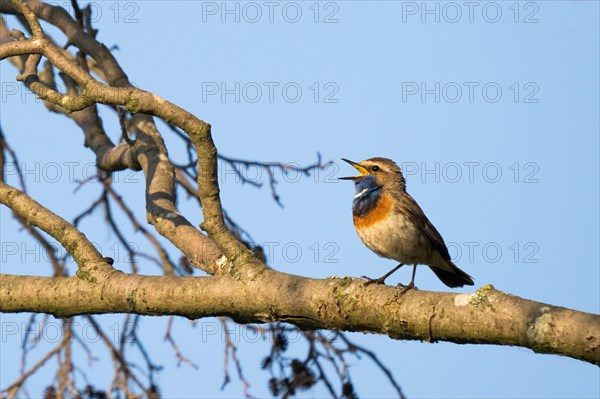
(220, 318, 253, 397)
(3, 327, 69, 398)
(163, 316, 198, 369)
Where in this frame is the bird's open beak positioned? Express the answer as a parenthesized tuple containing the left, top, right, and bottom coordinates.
(339, 158, 368, 180)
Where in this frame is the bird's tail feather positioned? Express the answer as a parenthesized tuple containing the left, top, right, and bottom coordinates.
(430, 262, 474, 288)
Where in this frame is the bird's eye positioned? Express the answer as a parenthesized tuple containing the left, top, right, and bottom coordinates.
(371, 165, 380, 172)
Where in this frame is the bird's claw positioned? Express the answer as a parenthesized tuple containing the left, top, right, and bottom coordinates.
(361, 275, 387, 286)
(397, 282, 416, 294)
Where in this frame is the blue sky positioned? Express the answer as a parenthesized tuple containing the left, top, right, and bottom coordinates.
(1, 1, 599, 398)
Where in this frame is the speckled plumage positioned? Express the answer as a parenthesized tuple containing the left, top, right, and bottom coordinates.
(341, 157, 474, 288)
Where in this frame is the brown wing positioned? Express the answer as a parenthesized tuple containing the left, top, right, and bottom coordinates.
(395, 192, 452, 260)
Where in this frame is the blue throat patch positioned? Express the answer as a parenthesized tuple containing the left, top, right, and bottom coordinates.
(352, 175, 382, 218)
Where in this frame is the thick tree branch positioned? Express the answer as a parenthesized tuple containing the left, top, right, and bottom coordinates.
(129, 114, 224, 274)
(1, 272, 598, 366)
(7, 0, 41, 37)
(189, 124, 266, 276)
(0, 181, 111, 274)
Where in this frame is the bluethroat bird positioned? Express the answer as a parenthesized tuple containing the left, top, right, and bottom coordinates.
(340, 157, 474, 289)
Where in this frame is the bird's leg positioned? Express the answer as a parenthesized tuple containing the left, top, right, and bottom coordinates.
(398, 264, 418, 292)
(408, 263, 418, 288)
(362, 263, 404, 285)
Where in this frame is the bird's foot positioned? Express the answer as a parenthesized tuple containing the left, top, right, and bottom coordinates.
(361, 275, 387, 286)
(397, 282, 416, 294)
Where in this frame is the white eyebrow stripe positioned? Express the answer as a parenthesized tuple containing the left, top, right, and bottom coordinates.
(354, 188, 368, 199)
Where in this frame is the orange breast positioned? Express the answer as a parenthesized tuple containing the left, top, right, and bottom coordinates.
(353, 191, 393, 228)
